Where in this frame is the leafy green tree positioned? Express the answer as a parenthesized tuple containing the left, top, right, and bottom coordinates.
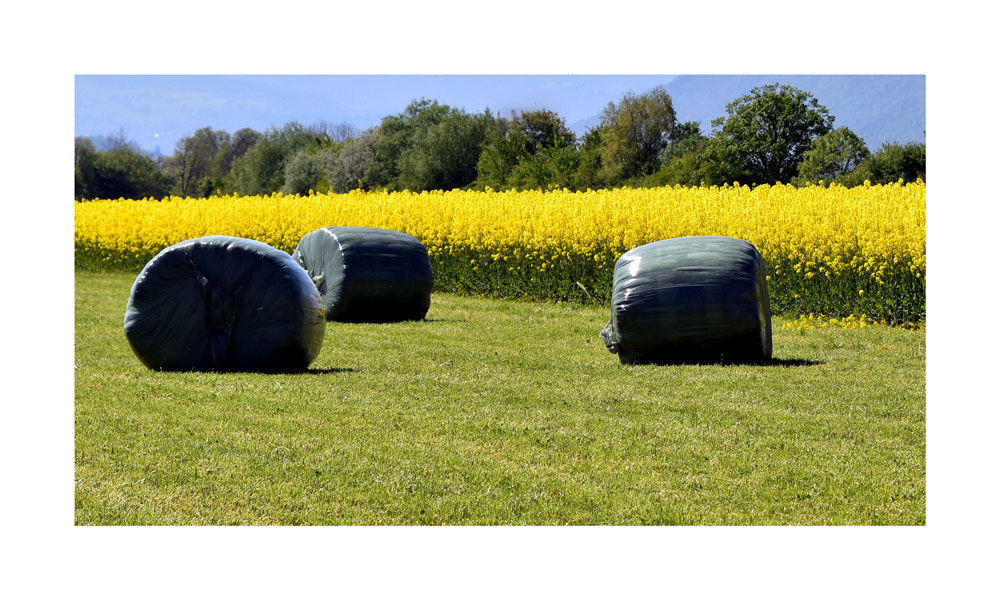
(75, 137, 99, 199)
(627, 121, 717, 187)
(474, 116, 532, 190)
(359, 99, 491, 191)
(841, 141, 926, 186)
(230, 137, 284, 194)
(230, 122, 317, 195)
(705, 83, 834, 185)
(792, 127, 870, 185)
(598, 86, 678, 182)
(658, 121, 708, 164)
(282, 149, 324, 195)
(210, 128, 260, 179)
(510, 109, 577, 154)
(230, 128, 261, 159)
(508, 132, 580, 190)
(364, 99, 452, 190)
(195, 127, 263, 195)
(397, 108, 491, 191)
(200, 149, 233, 196)
(639, 152, 714, 187)
(572, 128, 606, 190)
(75, 136, 172, 200)
(166, 127, 230, 196)
(474, 108, 581, 190)
(327, 132, 376, 193)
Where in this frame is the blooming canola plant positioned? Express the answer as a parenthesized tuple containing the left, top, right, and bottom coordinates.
(75, 181, 925, 323)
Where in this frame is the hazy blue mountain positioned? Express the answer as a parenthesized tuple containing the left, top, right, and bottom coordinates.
(81, 134, 165, 158)
(570, 75, 925, 150)
(84, 135, 119, 152)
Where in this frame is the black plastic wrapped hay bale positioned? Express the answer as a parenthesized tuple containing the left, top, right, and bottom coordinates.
(292, 226, 434, 323)
(600, 236, 772, 365)
(124, 236, 326, 372)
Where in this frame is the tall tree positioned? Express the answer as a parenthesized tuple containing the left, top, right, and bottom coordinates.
(397, 108, 491, 191)
(230, 122, 317, 195)
(210, 128, 261, 180)
(573, 128, 606, 190)
(167, 127, 230, 196)
(362, 99, 492, 191)
(598, 86, 678, 182)
(475, 108, 579, 190)
(510, 109, 577, 154)
(793, 127, 870, 185)
(230, 128, 261, 159)
(326, 131, 376, 193)
(364, 99, 451, 189)
(75, 137, 99, 199)
(474, 116, 532, 190)
(705, 83, 834, 185)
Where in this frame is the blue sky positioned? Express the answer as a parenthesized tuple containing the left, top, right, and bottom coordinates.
(75, 75, 679, 155)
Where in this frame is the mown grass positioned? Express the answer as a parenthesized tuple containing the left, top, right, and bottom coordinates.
(75, 270, 925, 525)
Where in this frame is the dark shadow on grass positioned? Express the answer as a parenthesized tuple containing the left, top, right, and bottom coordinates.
(618, 352, 823, 367)
(765, 357, 823, 367)
(172, 366, 359, 375)
(334, 317, 464, 324)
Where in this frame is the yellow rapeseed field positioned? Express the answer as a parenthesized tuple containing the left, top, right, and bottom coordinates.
(75, 181, 926, 322)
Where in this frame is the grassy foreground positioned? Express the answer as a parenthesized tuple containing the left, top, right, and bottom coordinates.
(75, 270, 925, 525)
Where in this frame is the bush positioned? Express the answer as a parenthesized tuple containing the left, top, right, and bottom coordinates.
(841, 141, 925, 185)
(282, 149, 338, 195)
(75, 138, 173, 200)
(792, 127, 870, 186)
(326, 133, 375, 193)
(639, 152, 713, 187)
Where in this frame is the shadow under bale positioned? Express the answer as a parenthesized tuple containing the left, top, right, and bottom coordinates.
(616, 351, 822, 367)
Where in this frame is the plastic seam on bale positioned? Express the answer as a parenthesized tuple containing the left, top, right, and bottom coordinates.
(189, 256, 256, 368)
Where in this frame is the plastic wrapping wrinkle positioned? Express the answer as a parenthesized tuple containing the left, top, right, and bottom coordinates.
(602, 235, 772, 365)
(124, 236, 325, 372)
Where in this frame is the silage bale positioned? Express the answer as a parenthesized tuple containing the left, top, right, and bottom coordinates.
(292, 226, 434, 323)
(124, 236, 326, 372)
(600, 236, 772, 364)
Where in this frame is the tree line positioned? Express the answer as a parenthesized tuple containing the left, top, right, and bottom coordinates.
(74, 83, 926, 200)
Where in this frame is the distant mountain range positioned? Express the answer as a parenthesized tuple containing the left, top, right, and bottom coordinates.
(570, 75, 925, 150)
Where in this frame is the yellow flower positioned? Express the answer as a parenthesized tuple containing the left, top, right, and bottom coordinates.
(75, 182, 925, 323)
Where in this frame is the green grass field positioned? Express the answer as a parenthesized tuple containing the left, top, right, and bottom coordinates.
(75, 270, 925, 525)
